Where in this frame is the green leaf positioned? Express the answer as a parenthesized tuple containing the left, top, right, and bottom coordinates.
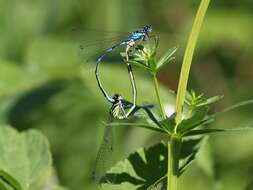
(104, 122, 167, 134)
(147, 175, 167, 190)
(195, 137, 215, 179)
(159, 113, 176, 133)
(0, 169, 22, 190)
(179, 137, 203, 176)
(120, 52, 152, 72)
(127, 60, 152, 71)
(121, 36, 161, 75)
(209, 99, 253, 119)
(184, 128, 225, 136)
(156, 46, 177, 71)
(138, 105, 163, 128)
(0, 59, 42, 98)
(127, 104, 164, 129)
(99, 139, 203, 189)
(0, 179, 8, 190)
(100, 142, 168, 190)
(197, 95, 223, 107)
(185, 90, 223, 108)
(185, 125, 253, 136)
(181, 118, 214, 136)
(177, 106, 209, 134)
(0, 125, 53, 190)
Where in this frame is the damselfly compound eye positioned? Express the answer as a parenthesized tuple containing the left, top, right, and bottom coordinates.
(143, 25, 152, 33)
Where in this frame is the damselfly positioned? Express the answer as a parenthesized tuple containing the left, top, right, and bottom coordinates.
(90, 25, 155, 184)
(92, 94, 158, 184)
(92, 93, 135, 184)
(81, 25, 153, 119)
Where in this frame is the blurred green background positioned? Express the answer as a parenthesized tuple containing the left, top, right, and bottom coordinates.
(0, 0, 253, 189)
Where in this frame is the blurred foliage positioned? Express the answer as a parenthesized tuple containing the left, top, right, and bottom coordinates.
(0, 125, 59, 190)
(0, 0, 253, 190)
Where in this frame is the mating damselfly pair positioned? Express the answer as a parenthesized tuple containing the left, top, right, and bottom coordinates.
(81, 25, 156, 184)
(80, 25, 153, 118)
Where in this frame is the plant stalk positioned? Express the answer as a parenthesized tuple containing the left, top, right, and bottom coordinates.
(168, 1, 211, 189)
(152, 74, 166, 119)
(175, 0, 210, 126)
(167, 135, 182, 190)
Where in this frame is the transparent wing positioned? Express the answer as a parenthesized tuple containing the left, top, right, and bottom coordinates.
(92, 121, 114, 184)
(78, 34, 129, 62)
(76, 25, 152, 62)
(112, 103, 128, 119)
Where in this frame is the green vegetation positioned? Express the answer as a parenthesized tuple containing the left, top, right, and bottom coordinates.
(0, 0, 253, 190)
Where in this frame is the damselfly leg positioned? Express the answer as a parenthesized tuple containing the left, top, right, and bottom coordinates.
(123, 41, 137, 118)
(122, 31, 158, 118)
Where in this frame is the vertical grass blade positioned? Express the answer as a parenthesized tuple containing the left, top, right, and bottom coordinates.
(168, 1, 211, 190)
(175, 0, 211, 126)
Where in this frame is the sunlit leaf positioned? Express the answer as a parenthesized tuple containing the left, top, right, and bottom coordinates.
(197, 95, 223, 107)
(102, 142, 167, 190)
(0, 125, 53, 190)
(177, 106, 209, 134)
(185, 90, 223, 108)
(156, 46, 177, 71)
(100, 138, 203, 189)
(127, 60, 152, 71)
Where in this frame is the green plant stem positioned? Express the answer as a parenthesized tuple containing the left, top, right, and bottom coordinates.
(175, 0, 210, 127)
(167, 135, 182, 190)
(152, 74, 166, 119)
(168, 1, 211, 189)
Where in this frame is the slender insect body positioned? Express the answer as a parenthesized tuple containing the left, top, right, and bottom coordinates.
(128, 31, 146, 42)
(94, 25, 153, 119)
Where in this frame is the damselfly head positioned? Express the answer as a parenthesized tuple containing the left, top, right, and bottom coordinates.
(143, 25, 152, 33)
(112, 94, 123, 102)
